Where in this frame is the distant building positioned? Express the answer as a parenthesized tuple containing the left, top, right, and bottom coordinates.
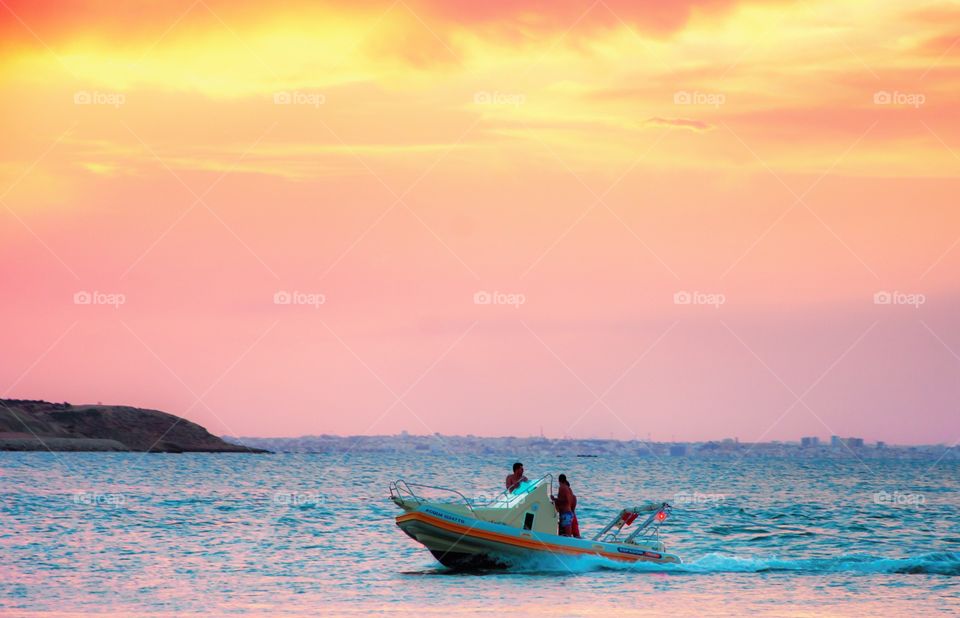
(876, 441, 886, 449)
(669, 445, 687, 457)
(801, 436, 820, 447)
(831, 436, 864, 448)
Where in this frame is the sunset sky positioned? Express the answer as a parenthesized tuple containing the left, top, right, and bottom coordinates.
(1, 0, 958, 443)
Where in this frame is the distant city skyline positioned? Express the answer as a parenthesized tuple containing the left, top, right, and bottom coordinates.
(230, 432, 957, 460)
(235, 430, 934, 447)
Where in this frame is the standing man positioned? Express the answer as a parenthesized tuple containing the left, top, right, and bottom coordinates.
(505, 462, 528, 492)
(554, 473, 575, 536)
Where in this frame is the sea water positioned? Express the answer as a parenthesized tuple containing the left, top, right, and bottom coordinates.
(2, 452, 958, 616)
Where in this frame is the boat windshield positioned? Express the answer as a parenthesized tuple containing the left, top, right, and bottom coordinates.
(487, 478, 542, 508)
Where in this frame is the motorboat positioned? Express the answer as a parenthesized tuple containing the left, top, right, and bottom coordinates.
(389, 475, 681, 569)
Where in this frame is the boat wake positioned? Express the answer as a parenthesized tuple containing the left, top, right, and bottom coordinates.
(499, 551, 960, 576)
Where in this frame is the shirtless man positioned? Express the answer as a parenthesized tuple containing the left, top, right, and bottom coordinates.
(554, 474, 576, 536)
(505, 462, 528, 492)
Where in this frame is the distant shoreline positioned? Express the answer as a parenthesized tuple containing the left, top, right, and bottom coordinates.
(3, 397, 950, 460)
(224, 434, 957, 461)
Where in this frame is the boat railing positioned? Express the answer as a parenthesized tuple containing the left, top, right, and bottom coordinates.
(389, 478, 478, 514)
(592, 502, 672, 544)
(391, 474, 554, 512)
